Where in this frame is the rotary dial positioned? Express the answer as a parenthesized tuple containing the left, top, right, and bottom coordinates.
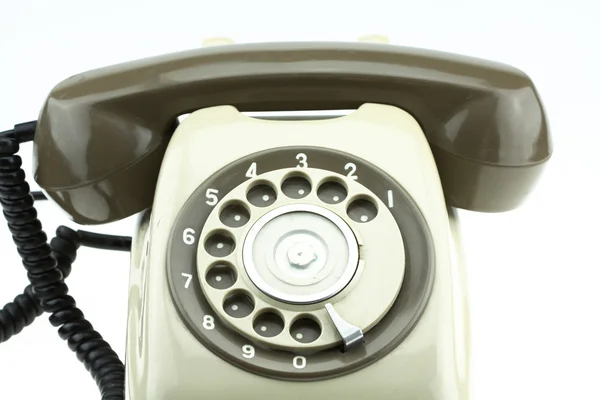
(167, 146, 434, 380)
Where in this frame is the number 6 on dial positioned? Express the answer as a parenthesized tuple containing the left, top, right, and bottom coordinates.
(182, 228, 196, 245)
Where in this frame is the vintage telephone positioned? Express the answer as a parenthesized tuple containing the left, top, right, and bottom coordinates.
(0, 39, 551, 400)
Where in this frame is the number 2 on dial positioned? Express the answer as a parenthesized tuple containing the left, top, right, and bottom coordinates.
(344, 162, 358, 180)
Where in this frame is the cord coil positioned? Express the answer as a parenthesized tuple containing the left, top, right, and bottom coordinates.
(0, 131, 125, 400)
(0, 285, 43, 343)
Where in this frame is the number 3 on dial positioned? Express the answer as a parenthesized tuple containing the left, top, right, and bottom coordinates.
(296, 153, 308, 168)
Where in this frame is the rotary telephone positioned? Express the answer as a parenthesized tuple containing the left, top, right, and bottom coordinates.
(0, 39, 552, 400)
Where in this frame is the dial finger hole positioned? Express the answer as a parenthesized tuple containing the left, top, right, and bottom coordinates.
(281, 175, 311, 199)
(253, 310, 284, 338)
(206, 262, 237, 290)
(223, 291, 255, 318)
(347, 197, 378, 223)
(220, 202, 250, 228)
(290, 316, 322, 344)
(317, 180, 348, 204)
(204, 231, 235, 257)
(247, 182, 277, 207)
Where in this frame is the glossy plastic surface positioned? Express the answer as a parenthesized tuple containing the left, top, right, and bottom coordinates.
(33, 41, 551, 224)
(125, 104, 469, 399)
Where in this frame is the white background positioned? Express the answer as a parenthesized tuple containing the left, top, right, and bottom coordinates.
(1, 0, 599, 399)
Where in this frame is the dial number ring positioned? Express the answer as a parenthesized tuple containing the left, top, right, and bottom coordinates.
(166, 146, 435, 381)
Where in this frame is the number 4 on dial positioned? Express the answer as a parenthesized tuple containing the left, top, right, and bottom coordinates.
(246, 162, 257, 178)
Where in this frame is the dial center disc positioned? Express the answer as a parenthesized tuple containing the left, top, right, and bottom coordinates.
(286, 242, 317, 269)
(242, 204, 359, 304)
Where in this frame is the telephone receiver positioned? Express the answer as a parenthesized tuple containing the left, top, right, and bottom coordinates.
(1, 40, 551, 400)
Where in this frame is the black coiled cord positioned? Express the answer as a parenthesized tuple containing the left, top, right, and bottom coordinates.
(0, 237, 82, 343)
(0, 131, 125, 399)
(0, 198, 131, 344)
(0, 285, 43, 342)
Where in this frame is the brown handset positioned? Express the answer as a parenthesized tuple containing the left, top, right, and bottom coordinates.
(1, 41, 551, 400)
(33, 41, 550, 224)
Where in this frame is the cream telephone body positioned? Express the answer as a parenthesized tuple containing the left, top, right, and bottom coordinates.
(0, 40, 551, 400)
(129, 104, 463, 399)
